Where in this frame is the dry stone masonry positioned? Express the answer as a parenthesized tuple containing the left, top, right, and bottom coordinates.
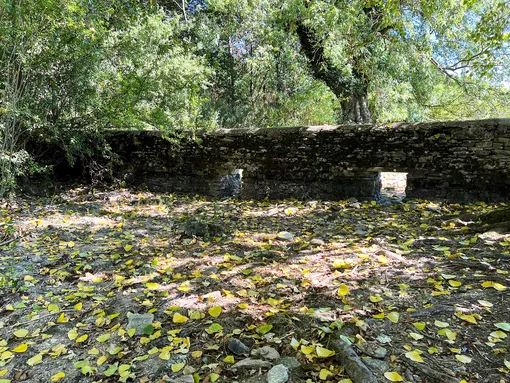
(105, 119, 510, 202)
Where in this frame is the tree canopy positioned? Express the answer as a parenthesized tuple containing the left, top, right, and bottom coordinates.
(0, 0, 509, 194)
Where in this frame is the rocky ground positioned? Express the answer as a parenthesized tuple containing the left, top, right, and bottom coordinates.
(0, 187, 509, 383)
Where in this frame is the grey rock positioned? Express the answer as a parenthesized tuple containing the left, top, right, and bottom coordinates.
(479, 231, 507, 241)
(243, 375, 267, 383)
(228, 338, 251, 356)
(266, 365, 289, 383)
(356, 225, 369, 236)
(126, 313, 154, 335)
(202, 266, 219, 275)
(277, 357, 301, 371)
(349, 202, 361, 209)
(232, 358, 272, 370)
(251, 346, 280, 362)
(357, 342, 388, 359)
(362, 358, 390, 376)
(277, 231, 294, 241)
(32, 255, 44, 263)
(310, 238, 325, 246)
(166, 354, 188, 366)
(376, 335, 392, 344)
(425, 204, 441, 213)
(183, 219, 222, 237)
(164, 376, 195, 383)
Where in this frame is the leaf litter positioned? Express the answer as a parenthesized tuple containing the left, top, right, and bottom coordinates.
(0, 189, 509, 383)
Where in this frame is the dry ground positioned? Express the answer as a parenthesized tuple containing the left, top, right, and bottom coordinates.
(0, 187, 509, 383)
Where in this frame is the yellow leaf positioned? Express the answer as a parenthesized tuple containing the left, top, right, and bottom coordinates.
(333, 259, 352, 269)
(26, 353, 43, 366)
(448, 280, 462, 287)
(490, 331, 507, 339)
(189, 310, 203, 319)
(413, 322, 426, 330)
(337, 284, 350, 297)
(97, 334, 111, 342)
(119, 364, 131, 378)
(14, 329, 28, 338)
(146, 282, 159, 290)
(372, 312, 385, 319)
(290, 338, 300, 350)
(208, 306, 222, 318)
(456, 355, 472, 364)
(173, 313, 189, 323)
(238, 303, 248, 309)
(209, 373, 220, 382)
(50, 372, 66, 382)
(409, 333, 424, 340)
(67, 241, 75, 248)
(477, 300, 493, 308)
(387, 312, 399, 323)
(319, 368, 333, 380)
(0, 370, 6, 377)
(300, 345, 314, 355)
(76, 334, 88, 343)
(378, 255, 389, 265)
(384, 371, 404, 381)
(369, 295, 383, 303)
(482, 281, 507, 291)
(74, 302, 83, 310)
(56, 313, 68, 323)
(405, 351, 423, 363)
(455, 312, 477, 324)
(434, 320, 449, 328)
(124, 244, 133, 252)
(159, 350, 171, 360)
(12, 344, 28, 353)
(127, 329, 136, 337)
(438, 328, 457, 340)
(48, 304, 59, 313)
(316, 346, 335, 358)
(171, 363, 185, 373)
(223, 355, 235, 364)
(191, 351, 203, 358)
(67, 329, 78, 340)
(178, 282, 190, 292)
(97, 355, 107, 365)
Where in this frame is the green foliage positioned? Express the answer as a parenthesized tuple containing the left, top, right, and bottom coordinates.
(190, 0, 509, 124)
(0, 0, 214, 194)
(0, 0, 509, 194)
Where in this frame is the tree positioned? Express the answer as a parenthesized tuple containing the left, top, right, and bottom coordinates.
(180, 0, 509, 124)
(0, 0, 214, 195)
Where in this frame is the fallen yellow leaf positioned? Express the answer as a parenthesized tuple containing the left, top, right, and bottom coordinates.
(208, 306, 222, 318)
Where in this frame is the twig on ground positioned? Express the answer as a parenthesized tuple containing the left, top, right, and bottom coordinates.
(14, 310, 76, 327)
(0, 237, 20, 247)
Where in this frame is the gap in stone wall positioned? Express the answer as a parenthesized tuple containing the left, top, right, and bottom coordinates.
(219, 169, 243, 198)
(380, 172, 407, 201)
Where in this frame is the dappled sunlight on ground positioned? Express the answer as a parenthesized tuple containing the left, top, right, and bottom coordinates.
(0, 189, 509, 382)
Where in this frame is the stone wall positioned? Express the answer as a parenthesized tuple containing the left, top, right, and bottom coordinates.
(106, 118, 510, 202)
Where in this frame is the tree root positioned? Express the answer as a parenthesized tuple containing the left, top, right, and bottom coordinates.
(402, 359, 460, 383)
(329, 333, 378, 383)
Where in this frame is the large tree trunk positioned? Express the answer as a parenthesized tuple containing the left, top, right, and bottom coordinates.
(295, 24, 372, 123)
(341, 90, 371, 123)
